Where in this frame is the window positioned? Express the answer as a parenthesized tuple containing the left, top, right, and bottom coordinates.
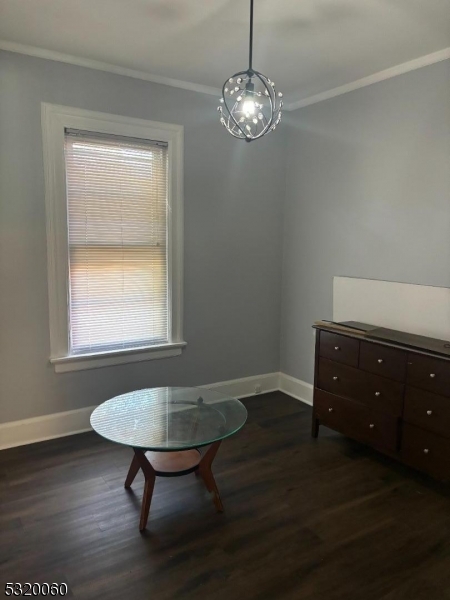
(65, 131, 169, 354)
(42, 104, 184, 372)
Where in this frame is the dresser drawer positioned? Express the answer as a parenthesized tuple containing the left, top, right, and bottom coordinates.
(318, 358, 365, 403)
(404, 386, 450, 438)
(319, 331, 359, 368)
(401, 423, 450, 481)
(314, 389, 398, 452)
(318, 358, 404, 415)
(359, 341, 407, 382)
(364, 372, 404, 417)
(407, 353, 450, 397)
(314, 388, 365, 436)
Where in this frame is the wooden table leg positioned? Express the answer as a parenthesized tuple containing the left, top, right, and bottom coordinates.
(124, 453, 141, 488)
(197, 441, 224, 512)
(132, 449, 156, 531)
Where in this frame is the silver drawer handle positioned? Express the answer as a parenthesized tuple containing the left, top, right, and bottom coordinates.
(430, 373, 436, 378)
(375, 391, 381, 397)
(377, 359, 384, 364)
(332, 376, 339, 381)
(423, 448, 429, 454)
(334, 346, 340, 351)
(427, 410, 433, 416)
(328, 407, 334, 412)
(369, 424, 375, 429)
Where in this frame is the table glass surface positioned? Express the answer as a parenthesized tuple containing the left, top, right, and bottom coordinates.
(90, 387, 248, 451)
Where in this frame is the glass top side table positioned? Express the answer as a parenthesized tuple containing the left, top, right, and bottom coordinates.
(90, 387, 248, 530)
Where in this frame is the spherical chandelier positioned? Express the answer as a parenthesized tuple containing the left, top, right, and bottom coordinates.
(217, 0, 283, 142)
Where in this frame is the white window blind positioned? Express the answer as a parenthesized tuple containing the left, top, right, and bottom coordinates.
(64, 129, 169, 355)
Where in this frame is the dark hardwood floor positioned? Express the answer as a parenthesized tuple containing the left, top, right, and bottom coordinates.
(1, 392, 450, 600)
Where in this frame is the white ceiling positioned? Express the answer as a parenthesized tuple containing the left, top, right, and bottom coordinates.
(0, 0, 449, 106)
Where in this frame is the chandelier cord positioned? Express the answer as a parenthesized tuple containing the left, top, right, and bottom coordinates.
(249, 0, 254, 71)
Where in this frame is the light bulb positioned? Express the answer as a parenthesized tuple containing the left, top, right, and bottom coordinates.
(242, 99, 256, 115)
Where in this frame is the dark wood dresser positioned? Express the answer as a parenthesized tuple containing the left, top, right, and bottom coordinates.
(312, 321, 450, 481)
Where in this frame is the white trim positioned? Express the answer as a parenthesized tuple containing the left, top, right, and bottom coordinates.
(0, 372, 312, 450)
(0, 405, 96, 451)
(0, 40, 221, 98)
(2, 40, 449, 112)
(285, 47, 450, 111)
(279, 373, 313, 406)
(2, 40, 449, 113)
(51, 343, 187, 373)
(203, 372, 280, 399)
(41, 103, 185, 371)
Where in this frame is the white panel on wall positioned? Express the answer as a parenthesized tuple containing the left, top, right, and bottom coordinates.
(333, 277, 450, 340)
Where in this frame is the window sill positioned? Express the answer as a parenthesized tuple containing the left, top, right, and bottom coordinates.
(50, 342, 187, 373)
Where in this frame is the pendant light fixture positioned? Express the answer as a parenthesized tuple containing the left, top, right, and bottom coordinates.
(218, 0, 283, 142)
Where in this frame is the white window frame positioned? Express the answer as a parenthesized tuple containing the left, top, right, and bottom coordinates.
(41, 103, 185, 373)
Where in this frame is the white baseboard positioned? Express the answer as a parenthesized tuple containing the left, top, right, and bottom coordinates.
(279, 373, 313, 406)
(0, 405, 96, 451)
(0, 372, 310, 450)
(203, 372, 279, 399)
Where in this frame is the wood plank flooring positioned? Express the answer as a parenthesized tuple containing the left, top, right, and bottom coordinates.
(1, 392, 450, 599)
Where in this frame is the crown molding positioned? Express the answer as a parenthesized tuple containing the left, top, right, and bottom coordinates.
(2, 40, 449, 112)
(285, 47, 450, 111)
(0, 40, 222, 98)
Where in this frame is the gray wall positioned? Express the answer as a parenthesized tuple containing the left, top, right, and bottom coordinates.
(281, 60, 450, 383)
(0, 51, 285, 423)
(2, 51, 449, 422)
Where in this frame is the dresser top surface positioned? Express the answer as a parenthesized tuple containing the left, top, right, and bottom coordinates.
(314, 321, 450, 360)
